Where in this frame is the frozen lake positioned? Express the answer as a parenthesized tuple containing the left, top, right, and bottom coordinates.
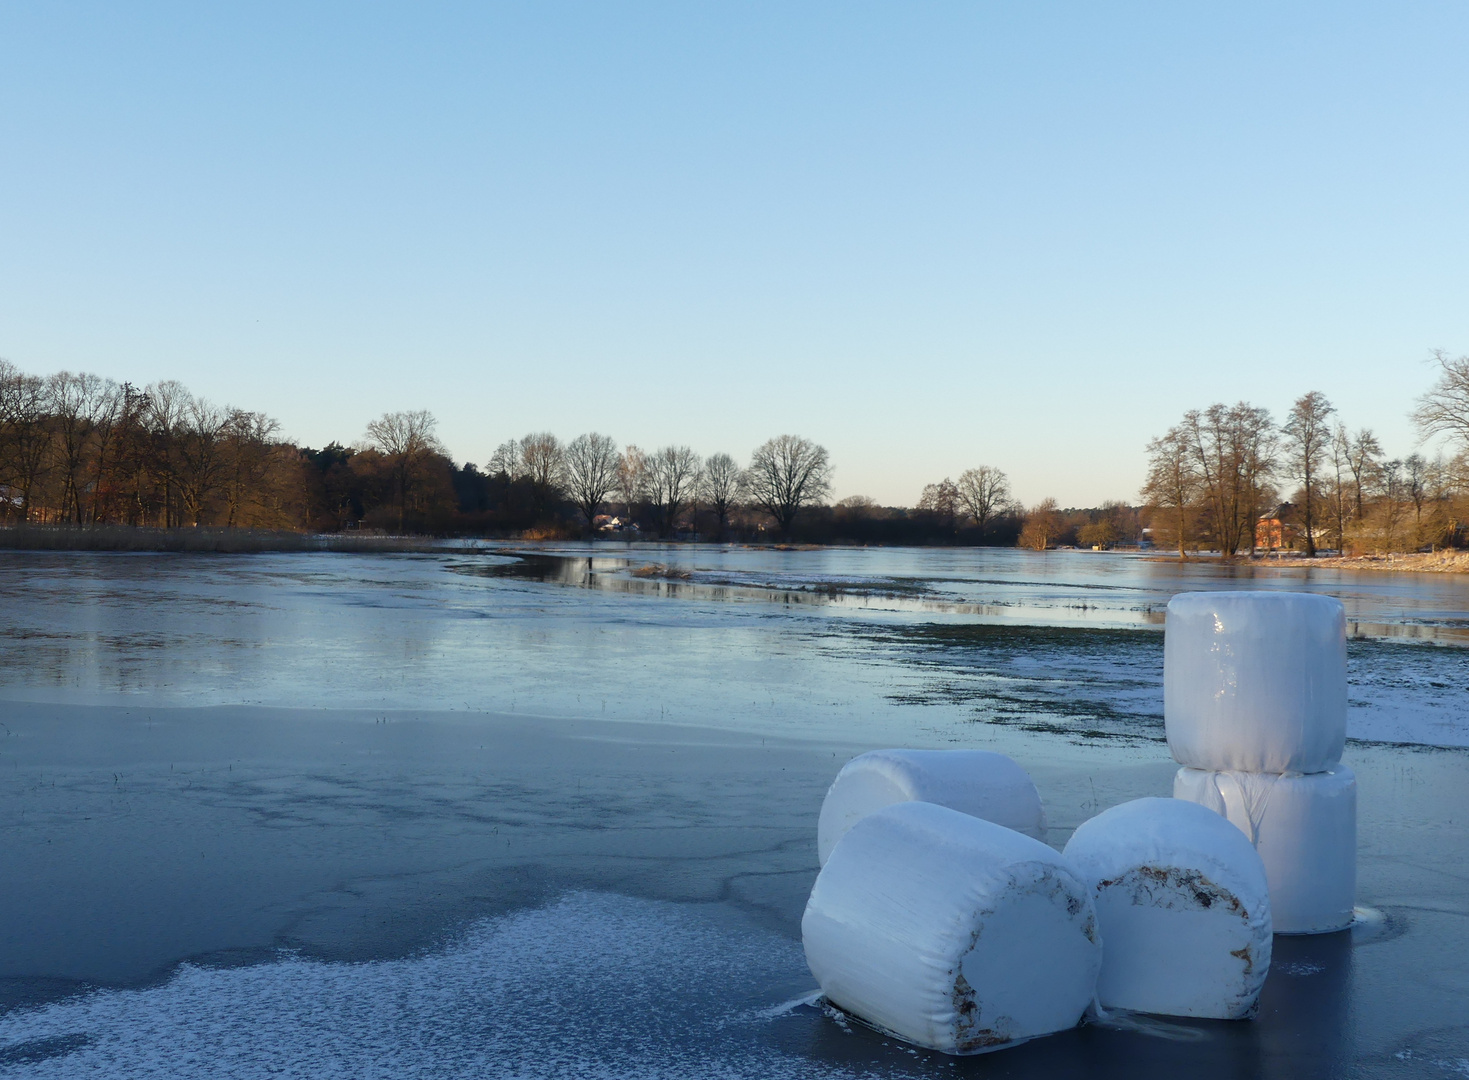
(0, 545, 1466, 1077)
(2, 544, 1467, 747)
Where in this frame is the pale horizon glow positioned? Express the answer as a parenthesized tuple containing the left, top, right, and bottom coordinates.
(1, 3, 1466, 508)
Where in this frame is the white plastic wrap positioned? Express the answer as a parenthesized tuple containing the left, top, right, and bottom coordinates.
(1164, 591, 1347, 774)
(816, 749, 1046, 867)
(1062, 797, 1272, 1019)
(803, 800, 1100, 1055)
(1174, 766, 1357, 934)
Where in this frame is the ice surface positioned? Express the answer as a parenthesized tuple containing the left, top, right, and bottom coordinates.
(815, 749, 1046, 866)
(3, 552, 1468, 750)
(0, 892, 865, 1080)
(1062, 798, 1272, 1019)
(1174, 766, 1357, 934)
(803, 801, 1100, 1055)
(1165, 591, 1347, 773)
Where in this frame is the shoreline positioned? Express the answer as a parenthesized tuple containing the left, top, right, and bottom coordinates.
(1260, 550, 1469, 573)
(1146, 550, 1469, 574)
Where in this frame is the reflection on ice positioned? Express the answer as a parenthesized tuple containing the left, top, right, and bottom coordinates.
(475, 545, 1469, 642)
(0, 547, 1466, 748)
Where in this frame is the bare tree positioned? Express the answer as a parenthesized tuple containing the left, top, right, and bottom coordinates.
(1018, 498, 1061, 550)
(517, 433, 565, 518)
(47, 371, 116, 524)
(1376, 459, 1407, 549)
(146, 380, 193, 527)
(1345, 428, 1382, 525)
(700, 452, 744, 539)
(113, 383, 157, 526)
(487, 439, 521, 479)
(1141, 425, 1199, 558)
(564, 432, 620, 529)
(955, 466, 1011, 532)
(647, 445, 702, 536)
(1181, 403, 1276, 557)
(222, 410, 282, 527)
(917, 478, 960, 530)
(176, 396, 232, 527)
(616, 445, 648, 523)
(85, 381, 126, 524)
(0, 361, 46, 521)
(1326, 424, 1352, 552)
(5, 370, 52, 522)
(1239, 406, 1278, 556)
(746, 435, 831, 535)
(1413, 350, 1469, 450)
(1403, 453, 1431, 546)
(0, 360, 14, 497)
(365, 409, 444, 532)
(1281, 391, 1335, 557)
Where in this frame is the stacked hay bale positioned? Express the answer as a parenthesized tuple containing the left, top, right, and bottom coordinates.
(798, 588, 1362, 1054)
(1165, 591, 1358, 934)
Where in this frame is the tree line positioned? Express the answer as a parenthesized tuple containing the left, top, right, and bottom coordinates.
(1137, 353, 1469, 557)
(0, 359, 854, 539)
(13, 350, 1463, 552)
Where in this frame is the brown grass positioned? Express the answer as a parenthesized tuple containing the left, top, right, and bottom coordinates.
(629, 563, 693, 580)
(1260, 550, 1469, 574)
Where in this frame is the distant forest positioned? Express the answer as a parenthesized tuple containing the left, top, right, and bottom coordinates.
(5, 354, 1467, 555)
(0, 360, 1022, 544)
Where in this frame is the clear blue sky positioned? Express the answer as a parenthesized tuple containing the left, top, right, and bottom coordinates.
(2, 2, 1465, 507)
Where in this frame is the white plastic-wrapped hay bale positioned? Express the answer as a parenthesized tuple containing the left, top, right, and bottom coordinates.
(803, 800, 1100, 1055)
(1165, 591, 1347, 774)
(1062, 798, 1272, 1019)
(815, 749, 1046, 867)
(1175, 766, 1357, 934)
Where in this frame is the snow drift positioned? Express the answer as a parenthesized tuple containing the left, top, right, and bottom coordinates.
(815, 749, 1046, 867)
(1165, 591, 1347, 774)
(803, 801, 1100, 1055)
(1063, 797, 1272, 1019)
(1174, 766, 1357, 934)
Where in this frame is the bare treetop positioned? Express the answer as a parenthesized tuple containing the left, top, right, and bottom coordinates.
(1413, 350, 1469, 450)
(365, 409, 442, 460)
(955, 466, 1011, 530)
(365, 410, 444, 532)
(647, 445, 701, 536)
(700, 453, 745, 539)
(746, 435, 831, 535)
(1282, 391, 1334, 556)
(617, 445, 648, 513)
(564, 432, 620, 527)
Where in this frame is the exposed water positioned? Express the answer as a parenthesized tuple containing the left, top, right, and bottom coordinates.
(1, 544, 1466, 746)
(0, 545, 1466, 1077)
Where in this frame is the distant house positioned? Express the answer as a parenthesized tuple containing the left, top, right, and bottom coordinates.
(1256, 503, 1301, 552)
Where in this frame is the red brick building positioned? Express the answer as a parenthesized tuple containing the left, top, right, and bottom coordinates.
(1256, 502, 1301, 551)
